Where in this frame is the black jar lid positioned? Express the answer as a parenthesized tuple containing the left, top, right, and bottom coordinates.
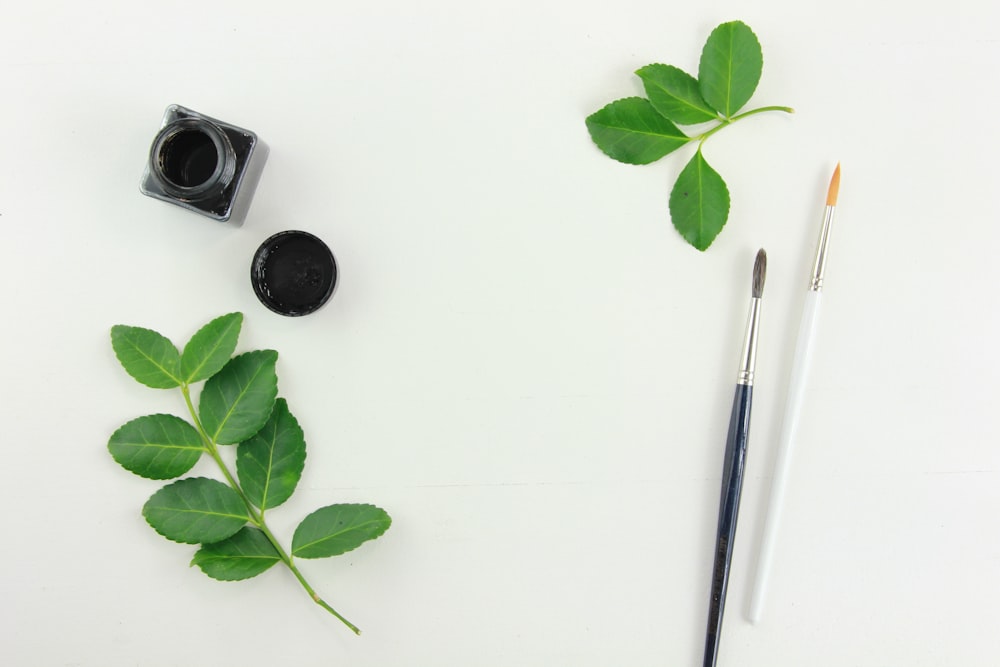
(251, 230, 337, 316)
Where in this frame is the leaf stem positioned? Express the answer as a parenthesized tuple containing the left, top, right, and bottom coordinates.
(695, 104, 794, 147)
(183, 387, 258, 516)
(730, 104, 795, 121)
(282, 552, 362, 634)
(179, 384, 361, 634)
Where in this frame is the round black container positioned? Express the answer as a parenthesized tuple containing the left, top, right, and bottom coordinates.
(251, 231, 337, 316)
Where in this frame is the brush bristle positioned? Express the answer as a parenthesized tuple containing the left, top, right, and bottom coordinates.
(752, 248, 767, 298)
(826, 163, 841, 206)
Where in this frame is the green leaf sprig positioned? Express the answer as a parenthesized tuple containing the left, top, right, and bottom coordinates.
(586, 21, 793, 251)
(108, 312, 391, 634)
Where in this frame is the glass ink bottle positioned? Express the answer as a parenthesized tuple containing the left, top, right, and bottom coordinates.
(140, 105, 266, 223)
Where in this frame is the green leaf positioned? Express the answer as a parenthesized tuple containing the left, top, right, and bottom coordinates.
(698, 21, 763, 117)
(669, 149, 731, 251)
(181, 313, 243, 384)
(110, 325, 182, 389)
(191, 527, 281, 581)
(292, 504, 392, 559)
(199, 350, 278, 445)
(236, 398, 306, 511)
(108, 414, 204, 480)
(142, 477, 249, 545)
(585, 97, 690, 165)
(636, 64, 719, 125)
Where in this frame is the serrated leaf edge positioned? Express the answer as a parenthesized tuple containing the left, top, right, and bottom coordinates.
(585, 97, 691, 165)
(110, 325, 183, 388)
(141, 477, 249, 545)
(698, 20, 763, 118)
(202, 350, 279, 445)
(669, 150, 731, 251)
(181, 312, 243, 384)
(107, 413, 206, 480)
(586, 96, 690, 141)
(635, 63, 719, 125)
(236, 398, 307, 511)
(191, 558, 281, 582)
(190, 528, 282, 582)
(292, 504, 392, 558)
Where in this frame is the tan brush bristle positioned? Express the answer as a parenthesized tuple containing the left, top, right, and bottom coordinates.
(826, 163, 841, 206)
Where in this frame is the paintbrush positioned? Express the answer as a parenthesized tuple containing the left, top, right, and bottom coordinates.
(702, 248, 767, 667)
(747, 164, 841, 623)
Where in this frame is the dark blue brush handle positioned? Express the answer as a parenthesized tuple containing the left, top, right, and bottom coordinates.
(703, 383, 753, 667)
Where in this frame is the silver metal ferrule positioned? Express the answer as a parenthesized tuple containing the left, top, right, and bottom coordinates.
(737, 297, 762, 386)
(809, 205, 836, 291)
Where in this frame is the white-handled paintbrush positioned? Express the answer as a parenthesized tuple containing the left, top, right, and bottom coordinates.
(748, 164, 840, 624)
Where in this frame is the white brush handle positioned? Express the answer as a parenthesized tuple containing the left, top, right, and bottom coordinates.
(748, 289, 822, 623)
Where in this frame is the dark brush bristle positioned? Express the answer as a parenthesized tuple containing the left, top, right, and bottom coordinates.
(752, 249, 767, 298)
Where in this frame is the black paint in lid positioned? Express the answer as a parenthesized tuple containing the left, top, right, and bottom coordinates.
(251, 230, 337, 316)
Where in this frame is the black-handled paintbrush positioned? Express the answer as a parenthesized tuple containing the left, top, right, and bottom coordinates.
(702, 248, 767, 667)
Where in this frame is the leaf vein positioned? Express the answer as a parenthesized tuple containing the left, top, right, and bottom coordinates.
(185, 320, 238, 381)
(296, 520, 386, 551)
(210, 363, 270, 441)
(123, 339, 182, 384)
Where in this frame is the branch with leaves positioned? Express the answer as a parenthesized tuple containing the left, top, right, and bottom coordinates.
(586, 21, 793, 251)
(108, 312, 390, 634)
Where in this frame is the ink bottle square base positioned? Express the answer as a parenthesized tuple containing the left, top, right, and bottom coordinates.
(140, 105, 267, 223)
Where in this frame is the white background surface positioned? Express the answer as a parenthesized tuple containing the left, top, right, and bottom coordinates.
(2, 1, 998, 665)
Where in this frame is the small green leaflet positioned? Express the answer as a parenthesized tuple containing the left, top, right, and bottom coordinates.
(181, 312, 243, 384)
(585, 97, 689, 165)
(698, 21, 763, 118)
(110, 325, 183, 389)
(236, 398, 306, 511)
(585, 20, 789, 250)
(636, 64, 718, 125)
(669, 149, 731, 251)
(108, 414, 204, 480)
(142, 477, 248, 545)
(191, 527, 281, 581)
(199, 350, 278, 445)
(292, 504, 392, 559)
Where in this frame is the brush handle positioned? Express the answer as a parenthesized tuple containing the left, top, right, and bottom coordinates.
(703, 383, 754, 667)
(748, 290, 821, 623)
